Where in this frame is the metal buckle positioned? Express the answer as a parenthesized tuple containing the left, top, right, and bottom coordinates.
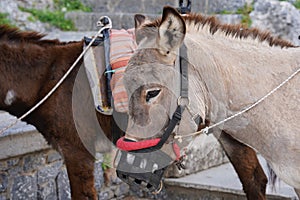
(177, 96, 190, 107)
(177, 0, 191, 14)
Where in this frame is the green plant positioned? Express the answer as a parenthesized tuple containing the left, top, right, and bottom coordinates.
(101, 153, 112, 171)
(19, 0, 91, 31)
(54, 0, 92, 12)
(219, 10, 234, 15)
(0, 12, 13, 26)
(219, 4, 253, 27)
(236, 4, 254, 27)
(293, 0, 300, 9)
(19, 7, 75, 31)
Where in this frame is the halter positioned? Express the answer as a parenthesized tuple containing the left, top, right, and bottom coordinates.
(114, 1, 201, 193)
(116, 44, 203, 153)
(115, 43, 204, 193)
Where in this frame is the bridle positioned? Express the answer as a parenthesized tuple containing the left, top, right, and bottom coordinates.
(115, 43, 204, 193)
(114, 0, 203, 193)
(116, 44, 203, 153)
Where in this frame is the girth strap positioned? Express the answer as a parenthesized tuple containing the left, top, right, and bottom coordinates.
(103, 28, 113, 107)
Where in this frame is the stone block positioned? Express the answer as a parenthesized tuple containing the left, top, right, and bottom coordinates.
(250, 0, 300, 46)
(46, 150, 62, 163)
(57, 168, 71, 200)
(37, 180, 57, 200)
(37, 162, 62, 184)
(81, 0, 110, 12)
(216, 14, 242, 25)
(114, 182, 129, 197)
(7, 158, 19, 168)
(94, 161, 104, 192)
(114, 0, 146, 13)
(143, 0, 177, 14)
(193, 0, 247, 14)
(23, 153, 46, 173)
(65, 12, 159, 31)
(0, 194, 7, 200)
(11, 175, 37, 200)
(0, 113, 50, 161)
(0, 173, 8, 193)
(99, 188, 114, 200)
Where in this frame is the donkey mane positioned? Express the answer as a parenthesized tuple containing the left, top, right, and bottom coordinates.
(142, 13, 295, 48)
(0, 25, 69, 45)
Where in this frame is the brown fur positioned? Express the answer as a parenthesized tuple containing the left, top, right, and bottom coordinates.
(0, 25, 121, 200)
(0, 24, 268, 200)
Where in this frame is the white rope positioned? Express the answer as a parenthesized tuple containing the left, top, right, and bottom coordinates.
(175, 66, 300, 140)
(0, 23, 111, 135)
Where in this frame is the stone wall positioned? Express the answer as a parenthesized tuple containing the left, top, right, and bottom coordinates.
(2, 0, 300, 45)
(0, 149, 70, 200)
(65, 0, 248, 31)
(251, 0, 300, 45)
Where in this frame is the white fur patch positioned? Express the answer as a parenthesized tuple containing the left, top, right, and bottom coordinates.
(4, 90, 16, 106)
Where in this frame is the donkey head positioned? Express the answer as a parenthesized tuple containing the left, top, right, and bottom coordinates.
(122, 7, 205, 159)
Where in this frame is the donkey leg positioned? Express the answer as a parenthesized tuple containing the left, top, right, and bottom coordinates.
(62, 144, 97, 200)
(218, 131, 268, 200)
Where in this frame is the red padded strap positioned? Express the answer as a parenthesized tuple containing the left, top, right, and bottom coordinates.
(172, 143, 181, 161)
(116, 137, 181, 161)
(116, 136, 160, 151)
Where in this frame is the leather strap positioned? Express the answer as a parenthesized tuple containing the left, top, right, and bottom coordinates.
(179, 45, 189, 98)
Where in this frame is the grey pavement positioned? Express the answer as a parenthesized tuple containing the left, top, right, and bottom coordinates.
(165, 155, 298, 199)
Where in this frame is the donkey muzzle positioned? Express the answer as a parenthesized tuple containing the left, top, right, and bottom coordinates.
(115, 137, 173, 193)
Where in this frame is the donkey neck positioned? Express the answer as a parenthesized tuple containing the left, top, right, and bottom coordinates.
(0, 39, 83, 117)
(184, 25, 300, 123)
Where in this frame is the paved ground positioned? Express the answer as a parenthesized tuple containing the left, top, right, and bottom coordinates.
(165, 155, 298, 199)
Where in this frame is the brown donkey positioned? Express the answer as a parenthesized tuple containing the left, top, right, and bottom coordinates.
(0, 24, 267, 199)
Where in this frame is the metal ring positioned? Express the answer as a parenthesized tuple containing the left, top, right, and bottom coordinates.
(177, 96, 190, 107)
(152, 180, 163, 194)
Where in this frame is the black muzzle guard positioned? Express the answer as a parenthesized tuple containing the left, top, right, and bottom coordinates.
(115, 149, 173, 193)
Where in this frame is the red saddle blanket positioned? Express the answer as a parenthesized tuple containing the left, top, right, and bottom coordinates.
(84, 28, 136, 114)
(110, 28, 137, 113)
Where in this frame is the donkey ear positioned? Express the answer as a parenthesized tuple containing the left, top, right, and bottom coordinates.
(157, 6, 186, 55)
(134, 14, 146, 29)
(134, 14, 149, 44)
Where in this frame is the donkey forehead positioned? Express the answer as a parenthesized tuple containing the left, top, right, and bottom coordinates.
(128, 48, 162, 65)
(123, 64, 179, 96)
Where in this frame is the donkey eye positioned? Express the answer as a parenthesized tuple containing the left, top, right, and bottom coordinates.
(146, 89, 161, 102)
